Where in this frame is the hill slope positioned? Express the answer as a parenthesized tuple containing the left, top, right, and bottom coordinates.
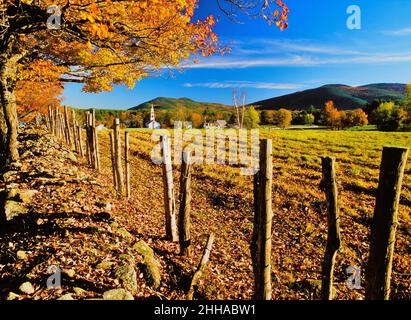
(252, 83, 406, 110)
(129, 97, 232, 111)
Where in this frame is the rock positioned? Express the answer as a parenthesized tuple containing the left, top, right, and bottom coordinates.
(3, 171, 18, 183)
(116, 227, 133, 239)
(17, 189, 38, 203)
(73, 287, 87, 296)
(132, 240, 154, 257)
(17, 250, 27, 260)
(6, 292, 20, 300)
(142, 256, 162, 289)
(21, 150, 32, 159)
(75, 190, 87, 198)
(19, 282, 35, 295)
(96, 260, 114, 270)
(105, 203, 113, 212)
(115, 264, 138, 293)
(65, 152, 77, 162)
(132, 240, 161, 289)
(63, 269, 76, 278)
(110, 221, 119, 229)
(7, 189, 38, 203)
(57, 294, 75, 300)
(4, 200, 29, 221)
(103, 288, 134, 300)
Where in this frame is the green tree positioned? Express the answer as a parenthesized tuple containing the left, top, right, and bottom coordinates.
(372, 102, 407, 131)
(242, 106, 260, 128)
(303, 113, 315, 125)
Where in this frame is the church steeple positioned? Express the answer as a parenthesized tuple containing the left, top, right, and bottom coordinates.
(150, 104, 155, 122)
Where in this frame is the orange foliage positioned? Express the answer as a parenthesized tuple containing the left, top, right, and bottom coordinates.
(16, 81, 63, 122)
(323, 100, 342, 129)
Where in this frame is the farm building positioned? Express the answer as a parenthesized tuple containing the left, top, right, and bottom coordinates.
(203, 120, 227, 129)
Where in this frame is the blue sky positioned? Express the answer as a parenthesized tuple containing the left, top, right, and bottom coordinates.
(64, 0, 411, 109)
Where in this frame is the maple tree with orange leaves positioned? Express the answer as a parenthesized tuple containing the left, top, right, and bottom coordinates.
(0, 0, 288, 165)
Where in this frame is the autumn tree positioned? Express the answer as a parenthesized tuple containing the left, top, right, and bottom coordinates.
(190, 112, 203, 128)
(261, 110, 275, 125)
(343, 108, 368, 127)
(406, 83, 411, 110)
(323, 100, 342, 129)
(16, 81, 63, 122)
(0, 0, 288, 165)
(273, 108, 292, 128)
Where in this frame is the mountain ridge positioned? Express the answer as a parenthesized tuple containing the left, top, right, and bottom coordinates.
(252, 83, 406, 110)
(128, 83, 407, 111)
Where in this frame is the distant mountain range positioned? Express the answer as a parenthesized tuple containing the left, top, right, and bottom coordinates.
(252, 83, 407, 110)
(129, 83, 407, 112)
(129, 97, 231, 111)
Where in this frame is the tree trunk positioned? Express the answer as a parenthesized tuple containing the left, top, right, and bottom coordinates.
(0, 60, 19, 165)
(0, 107, 8, 167)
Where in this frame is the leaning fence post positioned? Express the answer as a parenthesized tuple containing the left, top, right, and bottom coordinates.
(320, 156, 341, 300)
(187, 233, 215, 299)
(161, 135, 178, 242)
(64, 106, 72, 146)
(77, 125, 84, 157)
(252, 139, 273, 300)
(179, 150, 192, 256)
(366, 146, 409, 300)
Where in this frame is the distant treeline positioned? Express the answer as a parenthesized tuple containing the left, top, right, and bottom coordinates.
(72, 84, 411, 132)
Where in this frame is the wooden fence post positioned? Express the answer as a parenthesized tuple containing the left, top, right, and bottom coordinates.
(125, 131, 131, 198)
(251, 139, 273, 300)
(64, 106, 72, 146)
(187, 233, 215, 299)
(92, 109, 100, 171)
(77, 125, 84, 157)
(113, 118, 125, 194)
(179, 150, 192, 256)
(85, 112, 92, 165)
(320, 156, 341, 300)
(110, 130, 118, 189)
(72, 109, 78, 153)
(366, 146, 409, 300)
(161, 135, 178, 242)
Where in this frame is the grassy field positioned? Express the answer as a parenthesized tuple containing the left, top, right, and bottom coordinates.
(97, 128, 410, 299)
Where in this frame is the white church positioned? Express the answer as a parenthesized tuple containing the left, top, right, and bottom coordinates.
(145, 105, 160, 129)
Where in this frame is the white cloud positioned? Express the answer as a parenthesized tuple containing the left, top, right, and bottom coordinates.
(183, 81, 303, 90)
(382, 28, 411, 36)
(182, 52, 411, 69)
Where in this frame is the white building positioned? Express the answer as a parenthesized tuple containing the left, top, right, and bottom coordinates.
(145, 105, 160, 129)
(203, 120, 227, 129)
